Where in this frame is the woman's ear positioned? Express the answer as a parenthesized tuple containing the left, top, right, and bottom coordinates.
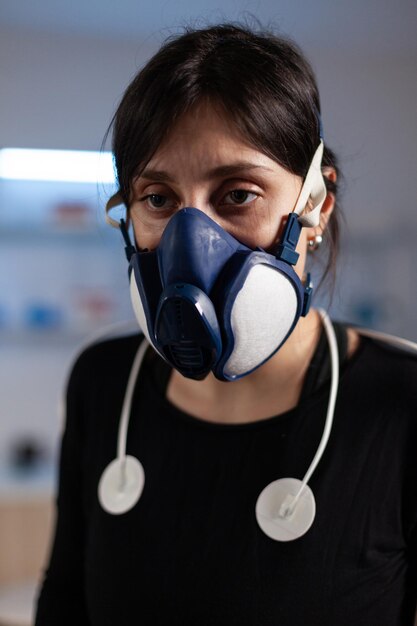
(318, 166, 337, 231)
(305, 166, 337, 242)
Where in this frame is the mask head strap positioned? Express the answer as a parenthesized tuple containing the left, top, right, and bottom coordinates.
(105, 191, 128, 229)
(105, 192, 136, 261)
(293, 140, 327, 228)
(276, 130, 327, 266)
(293, 106, 327, 228)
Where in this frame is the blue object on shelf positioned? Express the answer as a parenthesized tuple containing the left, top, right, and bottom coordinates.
(351, 299, 381, 327)
(24, 304, 63, 330)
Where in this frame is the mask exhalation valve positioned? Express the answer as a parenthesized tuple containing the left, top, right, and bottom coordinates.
(155, 283, 223, 379)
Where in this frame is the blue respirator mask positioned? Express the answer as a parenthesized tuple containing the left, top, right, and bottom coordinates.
(106, 141, 327, 381)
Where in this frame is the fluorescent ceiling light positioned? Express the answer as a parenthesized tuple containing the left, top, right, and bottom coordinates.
(0, 148, 115, 183)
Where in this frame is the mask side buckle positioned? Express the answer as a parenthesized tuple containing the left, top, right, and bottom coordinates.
(275, 213, 313, 318)
(275, 213, 301, 266)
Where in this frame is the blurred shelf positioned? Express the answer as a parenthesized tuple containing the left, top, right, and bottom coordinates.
(0, 329, 94, 349)
(0, 320, 138, 349)
(0, 224, 117, 245)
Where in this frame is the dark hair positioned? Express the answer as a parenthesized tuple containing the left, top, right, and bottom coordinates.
(107, 23, 341, 285)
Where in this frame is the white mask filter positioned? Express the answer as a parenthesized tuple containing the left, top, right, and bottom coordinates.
(224, 265, 298, 378)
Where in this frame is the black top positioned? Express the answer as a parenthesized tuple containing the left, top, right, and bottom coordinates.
(35, 324, 417, 626)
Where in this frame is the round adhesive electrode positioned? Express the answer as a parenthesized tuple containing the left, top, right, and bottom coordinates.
(98, 455, 145, 515)
(255, 477, 316, 541)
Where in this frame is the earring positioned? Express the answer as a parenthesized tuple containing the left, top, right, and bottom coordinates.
(307, 234, 323, 252)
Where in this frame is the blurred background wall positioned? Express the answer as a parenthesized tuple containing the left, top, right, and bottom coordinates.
(0, 0, 416, 623)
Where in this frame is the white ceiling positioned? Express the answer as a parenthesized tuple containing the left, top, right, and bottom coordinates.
(1, 0, 416, 55)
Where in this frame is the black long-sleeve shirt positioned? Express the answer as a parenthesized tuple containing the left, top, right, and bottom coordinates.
(35, 325, 417, 625)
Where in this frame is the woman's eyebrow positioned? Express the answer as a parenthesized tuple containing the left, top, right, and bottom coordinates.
(139, 162, 274, 183)
(206, 162, 274, 179)
(139, 168, 174, 182)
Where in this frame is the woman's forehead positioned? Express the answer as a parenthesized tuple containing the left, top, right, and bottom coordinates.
(141, 102, 278, 177)
(155, 102, 246, 150)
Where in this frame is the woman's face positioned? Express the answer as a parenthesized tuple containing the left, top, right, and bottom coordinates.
(129, 101, 309, 276)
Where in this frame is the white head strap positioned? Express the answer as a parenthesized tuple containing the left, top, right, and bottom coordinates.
(105, 191, 127, 229)
(293, 141, 327, 228)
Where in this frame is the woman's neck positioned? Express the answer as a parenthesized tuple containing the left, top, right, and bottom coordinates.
(166, 308, 323, 424)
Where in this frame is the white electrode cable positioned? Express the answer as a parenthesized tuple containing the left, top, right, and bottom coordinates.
(98, 337, 148, 515)
(117, 338, 149, 462)
(255, 308, 340, 541)
(98, 310, 417, 539)
(286, 320, 417, 513)
(279, 308, 339, 518)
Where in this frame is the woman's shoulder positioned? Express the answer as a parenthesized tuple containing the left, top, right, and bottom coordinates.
(67, 325, 145, 396)
(343, 323, 417, 409)
(355, 326, 417, 366)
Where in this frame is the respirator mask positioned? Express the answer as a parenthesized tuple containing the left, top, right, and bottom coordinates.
(106, 141, 327, 382)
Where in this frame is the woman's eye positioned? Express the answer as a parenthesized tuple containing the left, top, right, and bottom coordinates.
(223, 190, 258, 205)
(140, 193, 176, 210)
(148, 194, 167, 208)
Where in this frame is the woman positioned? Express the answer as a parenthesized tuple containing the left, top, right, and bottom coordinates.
(35, 24, 417, 626)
